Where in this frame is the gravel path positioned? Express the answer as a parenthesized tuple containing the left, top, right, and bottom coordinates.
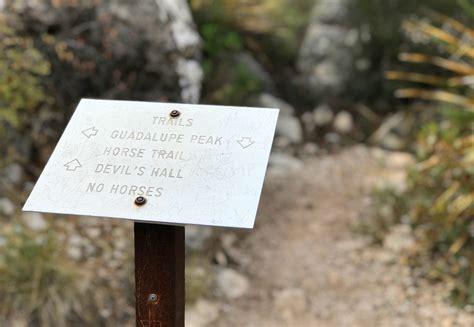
(206, 146, 474, 327)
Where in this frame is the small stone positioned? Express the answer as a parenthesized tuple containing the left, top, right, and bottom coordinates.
(302, 143, 319, 156)
(379, 132, 405, 150)
(274, 288, 307, 320)
(385, 152, 415, 169)
(21, 212, 48, 231)
(67, 234, 83, 260)
(0, 198, 15, 216)
(301, 111, 315, 133)
(0, 235, 6, 247)
(185, 299, 219, 327)
(268, 153, 304, 176)
(324, 132, 341, 144)
(220, 233, 237, 250)
(214, 250, 228, 266)
(5, 163, 23, 185)
(67, 245, 82, 261)
(86, 227, 101, 238)
(216, 268, 249, 299)
(313, 104, 334, 126)
(384, 224, 415, 254)
(333, 111, 353, 133)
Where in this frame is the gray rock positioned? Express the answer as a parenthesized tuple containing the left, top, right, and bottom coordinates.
(257, 93, 303, 144)
(185, 299, 219, 327)
(302, 143, 319, 156)
(297, 0, 363, 99)
(379, 133, 405, 150)
(186, 226, 213, 251)
(324, 132, 341, 144)
(313, 104, 334, 126)
(0, 198, 15, 216)
(276, 115, 303, 144)
(301, 111, 315, 133)
(216, 268, 249, 299)
(274, 288, 307, 319)
(67, 234, 84, 260)
(5, 163, 23, 185)
(333, 111, 353, 134)
(214, 250, 228, 266)
(21, 212, 48, 231)
(269, 153, 304, 175)
(257, 93, 294, 116)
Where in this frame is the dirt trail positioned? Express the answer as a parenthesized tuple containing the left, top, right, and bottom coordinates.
(210, 146, 473, 327)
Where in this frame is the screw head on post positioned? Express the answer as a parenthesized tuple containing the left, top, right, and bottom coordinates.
(148, 293, 158, 303)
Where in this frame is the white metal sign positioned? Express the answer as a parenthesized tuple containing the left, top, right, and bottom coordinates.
(23, 99, 279, 228)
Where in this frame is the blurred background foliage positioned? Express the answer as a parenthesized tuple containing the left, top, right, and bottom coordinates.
(0, 15, 52, 169)
(378, 2, 474, 306)
(191, 0, 313, 105)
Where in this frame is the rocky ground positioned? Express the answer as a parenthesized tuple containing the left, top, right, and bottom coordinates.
(3, 145, 473, 326)
(186, 146, 474, 327)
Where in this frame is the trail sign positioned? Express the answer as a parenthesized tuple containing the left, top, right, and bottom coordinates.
(23, 99, 279, 228)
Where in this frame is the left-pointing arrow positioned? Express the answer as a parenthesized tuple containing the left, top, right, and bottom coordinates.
(64, 159, 82, 171)
(82, 126, 99, 138)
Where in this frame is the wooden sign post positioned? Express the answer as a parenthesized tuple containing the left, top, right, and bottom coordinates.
(23, 99, 278, 325)
(135, 223, 184, 327)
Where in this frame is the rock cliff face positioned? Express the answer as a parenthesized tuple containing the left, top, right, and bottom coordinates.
(297, 0, 365, 102)
(0, 0, 203, 193)
(4, 0, 203, 103)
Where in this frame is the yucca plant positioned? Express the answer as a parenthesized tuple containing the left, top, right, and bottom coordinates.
(385, 5, 474, 306)
(386, 10, 474, 111)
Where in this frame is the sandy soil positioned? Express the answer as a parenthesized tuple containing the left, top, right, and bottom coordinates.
(208, 146, 474, 327)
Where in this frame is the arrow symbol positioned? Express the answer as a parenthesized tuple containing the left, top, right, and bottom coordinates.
(81, 126, 99, 138)
(237, 137, 256, 149)
(64, 159, 82, 171)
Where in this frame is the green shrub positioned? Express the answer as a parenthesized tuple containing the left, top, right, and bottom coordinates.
(0, 225, 80, 326)
(406, 121, 473, 305)
(384, 6, 474, 306)
(0, 16, 50, 128)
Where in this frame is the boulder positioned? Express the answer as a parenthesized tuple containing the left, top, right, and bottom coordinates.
(297, 0, 364, 100)
(257, 93, 303, 144)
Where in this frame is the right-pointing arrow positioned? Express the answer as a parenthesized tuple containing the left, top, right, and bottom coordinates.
(237, 137, 256, 149)
(64, 159, 82, 171)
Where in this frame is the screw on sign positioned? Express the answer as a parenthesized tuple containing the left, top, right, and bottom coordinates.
(22, 100, 279, 327)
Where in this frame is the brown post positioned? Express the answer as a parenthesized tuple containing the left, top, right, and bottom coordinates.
(135, 223, 185, 327)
